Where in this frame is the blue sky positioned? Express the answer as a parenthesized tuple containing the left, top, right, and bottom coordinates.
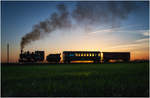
(1, 1, 149, 62)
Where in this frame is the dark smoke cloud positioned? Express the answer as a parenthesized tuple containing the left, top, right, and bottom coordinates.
(21, 2, 138, 49)
(72, 1, 137, 25)
(21, 4, 71, 50)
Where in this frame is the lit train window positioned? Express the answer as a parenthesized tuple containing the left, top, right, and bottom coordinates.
(75, 53, 78, 56)
(98, 53, 100, 56)
(92, 53, 94, 56)
(87, 53, 89, 56)
(79, 53, 81, 56)
(90, 53, 91, 56)
(84, 53, 86, 56)
(81, 53, 83, 56)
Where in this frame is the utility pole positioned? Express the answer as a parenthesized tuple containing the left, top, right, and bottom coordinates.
(7, 43, 9, 63)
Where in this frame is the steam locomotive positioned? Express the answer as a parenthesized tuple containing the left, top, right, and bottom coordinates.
(19, 50, 44, 63)
(19, 50, 130, 63)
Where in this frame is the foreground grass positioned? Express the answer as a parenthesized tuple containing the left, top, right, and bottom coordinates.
(2, 62, 149, 97)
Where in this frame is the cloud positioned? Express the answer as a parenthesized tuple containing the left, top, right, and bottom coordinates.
(89, 28, 114, 34)
(135, 38, 149, 43)
(108, 38, 149, 50)
(142, 30, 149, 37)
(88, 25, 149, 37)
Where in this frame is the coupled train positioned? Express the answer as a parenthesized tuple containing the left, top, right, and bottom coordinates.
(19, 50, 130, 63)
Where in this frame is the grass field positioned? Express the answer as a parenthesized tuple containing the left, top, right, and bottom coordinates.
(1, 62, 149, 97)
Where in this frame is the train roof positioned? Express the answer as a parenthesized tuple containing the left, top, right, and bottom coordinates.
(103, 52, 130, 54)
(48, 54, 61, 55)
(63, 51, 100, 53)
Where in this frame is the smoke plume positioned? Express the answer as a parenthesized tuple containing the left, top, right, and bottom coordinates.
(21, 4, 71, 50)
(21, 2, 137, 49)
(72, 1, 137, 25)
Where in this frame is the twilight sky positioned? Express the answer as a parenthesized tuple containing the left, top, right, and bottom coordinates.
(1, 1, 149, 62)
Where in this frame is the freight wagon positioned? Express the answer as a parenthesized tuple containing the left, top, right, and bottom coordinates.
(103, 52, 130, 62)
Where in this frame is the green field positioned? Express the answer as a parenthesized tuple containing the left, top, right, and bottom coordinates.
(2, 62, 149, 97)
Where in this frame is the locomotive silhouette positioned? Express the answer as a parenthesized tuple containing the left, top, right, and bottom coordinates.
(19, 50, 44, 62)
(19, 50, 130, 63)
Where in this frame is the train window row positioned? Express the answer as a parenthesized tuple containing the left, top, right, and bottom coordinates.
(66, 53, 101, 57)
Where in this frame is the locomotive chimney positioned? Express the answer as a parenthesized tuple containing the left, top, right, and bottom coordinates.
(21, 49, 23, 54)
